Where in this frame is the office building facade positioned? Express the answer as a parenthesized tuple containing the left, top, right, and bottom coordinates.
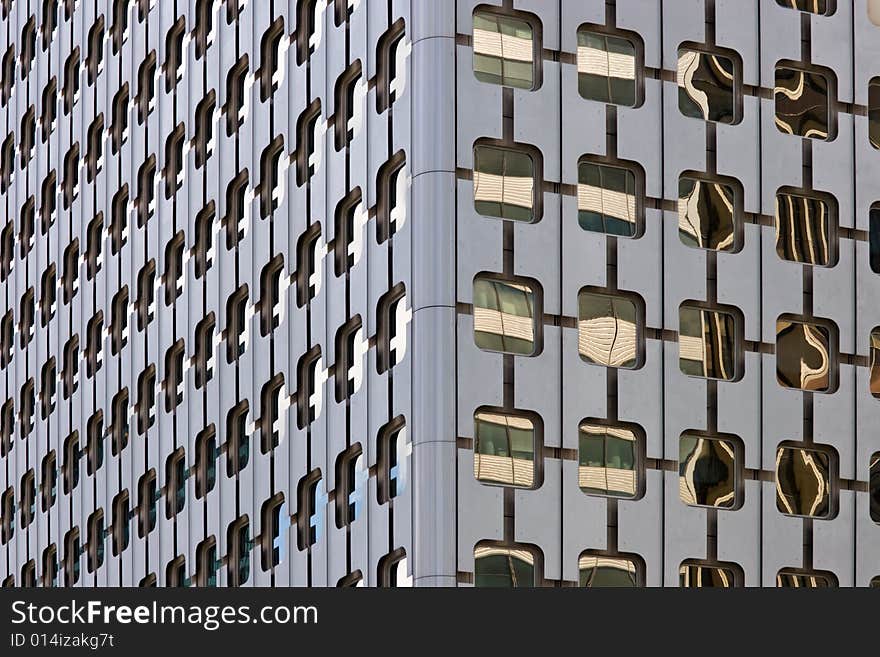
(4, 0, 880, 587)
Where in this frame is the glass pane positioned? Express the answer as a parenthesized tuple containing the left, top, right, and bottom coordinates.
(774, 65, 830, 140)
(679, 563, 737, 587)
(473, 410, 535, 488)
(472, 11, 534, 90)
(576, 30, 637, 106)
(775, 191, 832, 266)
(870, 451, 880, 524)
(776, 570, 835, 587)
(679, 434, 738, 508)
(775, 445, 832, 518)
(473, 277, 536, 355)
(774, 0, 830, 14)
(577, 291, 639, 368)
(776, 319, 832, 392)
(578, 554, 638, 587)
(678, 177, 737, 252)
(578, 422, 638, 498)
(870, 78, 880, 149)
(577, 162, 638, 237)
(870, 208, 880, 274)
(679, 305, 738, 381)
(677, 49, 736, 123)
(474, 544, 535, 588)
(473, 145, 535, 222)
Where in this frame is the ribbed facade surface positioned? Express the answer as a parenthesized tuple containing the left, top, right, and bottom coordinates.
(4, 0, 880, 588)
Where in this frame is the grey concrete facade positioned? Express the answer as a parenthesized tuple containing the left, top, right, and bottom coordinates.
(2, 0, 880, 588)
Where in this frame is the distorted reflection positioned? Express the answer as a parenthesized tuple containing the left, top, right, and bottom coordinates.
(776, 569, 836, 588)
(679, 434, 738, 509)
(677, 49, 736, 124)
(775, 445, 833, 518)
(679, 305, 738, 381)
(869, 206, 880, 273)
(578, 161, 639, 237)
(678, 177, 738, 252)
(870, 330, 880, 398)
(578, 421, 639, 499)
(774, 0, 832, 15)
(474, 543, 535, 587)
(775, 191, 833, 266)
(473, 410, 536, 488)
(577, 290, 640, 368)
(774, 65, 831, 140)
(775, 319, 832, 391)
(870, 451, 880, 523)
(473, 276, 538, 356)
(679, 562, 737, 587)
(579, 553, 639, 587)
(577, 29, 637, 106)
(472, 10, 535, 90)
(473, 144, 535, 222)
(869, 77, 880, 149)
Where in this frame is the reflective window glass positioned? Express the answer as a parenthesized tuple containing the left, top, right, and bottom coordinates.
(870, 77, 880, 149)
(774, 0, 833, 15)
(473, 10, 535, 90)
(775, 190, 834, 266)
(870, 329, 880, 399)
(473, 409, 537, 488)
(577, 160, 640, 237)
(870, 451, 880, 524)
(775, 444, 835, 518)
(776, 569, 836, 587)
(576, 29, 637, 106)
(578, 552, 640, 588)
(679, 562, 738, 588)
(679, 304, 739, 381)
(474, 543, 535, 588)
(577, 290, 642, 369)
(679, 433, 740, 509)
(473, 276, 539, 356)
(774, 65, 832, 140)
(677, 49, 736, 124)
(577, 421, 640, 499)
(473, 144, 536, 222)
(870, 205, 880, 274)
(678, 176, 739, 252)
(776, 318, 833, 392)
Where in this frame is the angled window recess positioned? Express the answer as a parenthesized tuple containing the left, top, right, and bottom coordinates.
(775, 0, 835, 15)
(870, 451, 880, 524)
(377, 150, 408, 242)
(577, 155, 645, 238)
(775, 315, 838, 393)
(678, 302, 743, 382)
(577, 287, 644, 369)
(679, 432, 743, 509)
(577, 420, 644, 500)
(677, 44, 741, 124)
(870, 328, 880, 399)
(473, 273, 542, 356)
(473, 140, 542, 223)
(473, 541, 538, 588)
(774, 61, 836, 140)
(473, 407, 542, 489)
(577, 25, 642, 107)
(578, 551, 643, 588)
(774, 188, 837, 266)
(678, 173, 744, 253)
(472, 7, 539, 91)
(775, 441, 838, 519)
(679, 560, 742, 588)
(376, 18, 408, 113)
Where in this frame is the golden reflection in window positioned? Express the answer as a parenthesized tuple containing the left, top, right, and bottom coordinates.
(870, 330, 880, 399)
(473, 543, 535, 588)
(578, 552, 639, 587)
(473, 276, 538, 356)
(775, 444, 834, 518)
(678, 304, 739, 381)
(577, 290, 641, 369)
(776, 568, 837, 587)
(577, 29, 637, 106)
(774, 190, 834, 266)
(679, 562, 738, 588)
(679, 433, 739, 509)
(473, 144, 535, 222)
(775, 318, 833, 392)
(774, 65, 832, 140)
(577, 421, 640, 499)
(678, 176, 738, 252)
(472, 10, 535, 90)
(774, 0, 833, 15)
(577, 160, 640, 237)
(677, 49, 736, 124)
(473, 410, 536, 488)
